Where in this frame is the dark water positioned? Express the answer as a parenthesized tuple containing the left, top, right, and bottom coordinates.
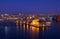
(0, 21, 60, 39)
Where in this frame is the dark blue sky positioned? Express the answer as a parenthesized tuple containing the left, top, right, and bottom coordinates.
(0, 0, 60, 14)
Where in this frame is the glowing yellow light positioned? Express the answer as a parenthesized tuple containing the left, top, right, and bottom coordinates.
(30, 26, 39, 36)
(30, 19, 39, 26)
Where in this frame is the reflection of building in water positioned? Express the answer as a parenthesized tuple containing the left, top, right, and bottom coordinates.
(5, 26, 9, 37)
(15, 19, 51, 31)
(22, 24, 39, 39)
(16, 20, 19, 26)
(30, 26, 39, 37)
(15, 18, 51, 35)
(15, 19, 52, 39)
(20, 23, 49, 39)
(16, 25, 19, 31)
(20, 20, 23, 26)
(30, 26, 39, 39)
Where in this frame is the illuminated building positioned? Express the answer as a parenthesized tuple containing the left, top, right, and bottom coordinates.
(30, 19, 40, 26)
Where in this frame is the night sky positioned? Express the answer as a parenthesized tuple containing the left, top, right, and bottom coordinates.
(0, 0, 60, 14)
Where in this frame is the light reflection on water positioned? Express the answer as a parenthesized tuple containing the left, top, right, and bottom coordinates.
(15, 20, 51, 39)
(0, 20, 60, 39)
(4, 25, 49, 39)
